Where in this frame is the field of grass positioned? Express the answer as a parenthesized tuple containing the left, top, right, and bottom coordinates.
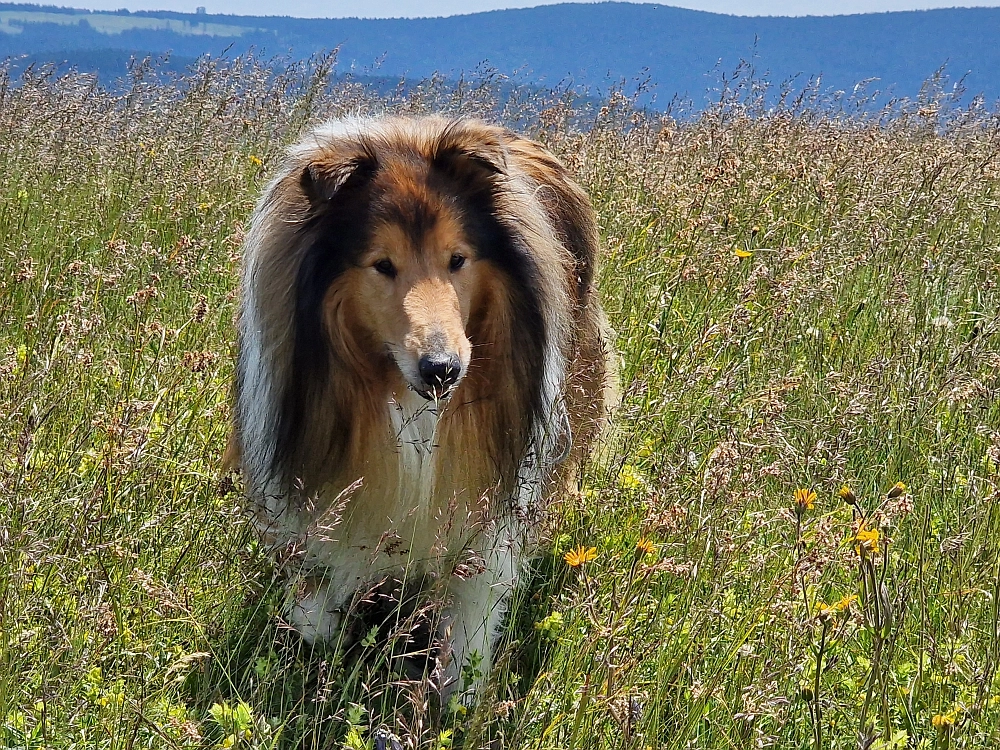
(1, 58, 999, 749)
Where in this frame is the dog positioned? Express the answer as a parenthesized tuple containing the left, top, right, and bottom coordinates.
(228, 116, 609, 696)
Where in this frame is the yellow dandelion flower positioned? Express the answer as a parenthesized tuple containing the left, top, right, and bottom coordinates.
(564, 546, 598, 567)
(816, 593, 856, 621)
(932, 712, 956, 730)
(855, 524, 880, 555)
(832, 594, 857, 612)
(635, 538, 656, 556)
(249, 154, 263, 167)
(838, 485, 857, 505)
(735, 248, 754, 259)
(794, 488, 816, 511)
(887, 481, 907, 499)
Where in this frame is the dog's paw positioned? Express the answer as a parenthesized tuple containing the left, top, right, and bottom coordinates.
(286, 578, 342, 643)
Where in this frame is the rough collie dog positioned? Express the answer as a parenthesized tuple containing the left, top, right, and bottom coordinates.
(229, 116, 609, 695)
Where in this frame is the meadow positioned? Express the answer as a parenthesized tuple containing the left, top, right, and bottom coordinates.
(1, 56, 999, 749)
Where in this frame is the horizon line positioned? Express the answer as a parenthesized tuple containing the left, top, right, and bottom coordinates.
(6, 1, 1000, 22)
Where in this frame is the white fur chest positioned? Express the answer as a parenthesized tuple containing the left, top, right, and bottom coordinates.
(388, 389, 440, 507)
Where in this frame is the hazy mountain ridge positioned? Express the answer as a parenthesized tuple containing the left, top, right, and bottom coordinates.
(2, 2, 999, 106)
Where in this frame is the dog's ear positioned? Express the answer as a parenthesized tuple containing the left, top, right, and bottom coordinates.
(433, 121, 508, 189)
(300, 150, 376, 204)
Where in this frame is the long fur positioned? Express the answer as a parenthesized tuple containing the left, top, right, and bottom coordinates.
(230, 116, 610, 696)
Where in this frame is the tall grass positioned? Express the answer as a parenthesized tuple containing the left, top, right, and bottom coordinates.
(1, 55, 999, 749)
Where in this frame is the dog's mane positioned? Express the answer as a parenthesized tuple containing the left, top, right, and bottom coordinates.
(234, 117, 574, 515)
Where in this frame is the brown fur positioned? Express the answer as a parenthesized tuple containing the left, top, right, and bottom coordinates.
(230, 116, 611, 690)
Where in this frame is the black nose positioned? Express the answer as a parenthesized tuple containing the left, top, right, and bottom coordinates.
(418, 354, 461, 388)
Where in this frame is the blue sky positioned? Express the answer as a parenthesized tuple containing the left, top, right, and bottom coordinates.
(68, 0, 1000, 16)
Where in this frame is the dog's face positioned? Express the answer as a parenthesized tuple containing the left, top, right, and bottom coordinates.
(324, 163, 481, 401)
(359, 211, 476, 400)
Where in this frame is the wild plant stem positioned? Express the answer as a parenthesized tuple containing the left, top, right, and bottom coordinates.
(812, 619, 829, 750)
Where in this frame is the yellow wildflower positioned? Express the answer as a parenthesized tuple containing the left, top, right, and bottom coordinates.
(932, 711, 956, 730)
(635, 538, 656, 556)
(838, 485, 857, 505)
(855, 524, 880, 555)
(249, 154, 263, 167)
(815, 593, 857, 621)
(735, 248, 754, 259)
(564, 546, 598, 567)
(832, 594, 857, 612)
(794, 488, 816, 511)
(887, 481, 907, 499)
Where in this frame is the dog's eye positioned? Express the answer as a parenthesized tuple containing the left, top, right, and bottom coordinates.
(374, 259, 397, 277)
(449, 254, 466, 271)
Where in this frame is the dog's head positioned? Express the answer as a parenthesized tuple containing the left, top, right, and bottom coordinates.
(295, 119, 508, 401)
(240, 117, 569, 485)
(351, 174, 477, 400)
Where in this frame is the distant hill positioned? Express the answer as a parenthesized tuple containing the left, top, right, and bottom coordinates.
(2, 2, 1000, 107)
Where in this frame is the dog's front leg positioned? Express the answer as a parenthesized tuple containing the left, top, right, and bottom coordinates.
(439, 534, 520, 698)
(285, 574, 348, 643)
